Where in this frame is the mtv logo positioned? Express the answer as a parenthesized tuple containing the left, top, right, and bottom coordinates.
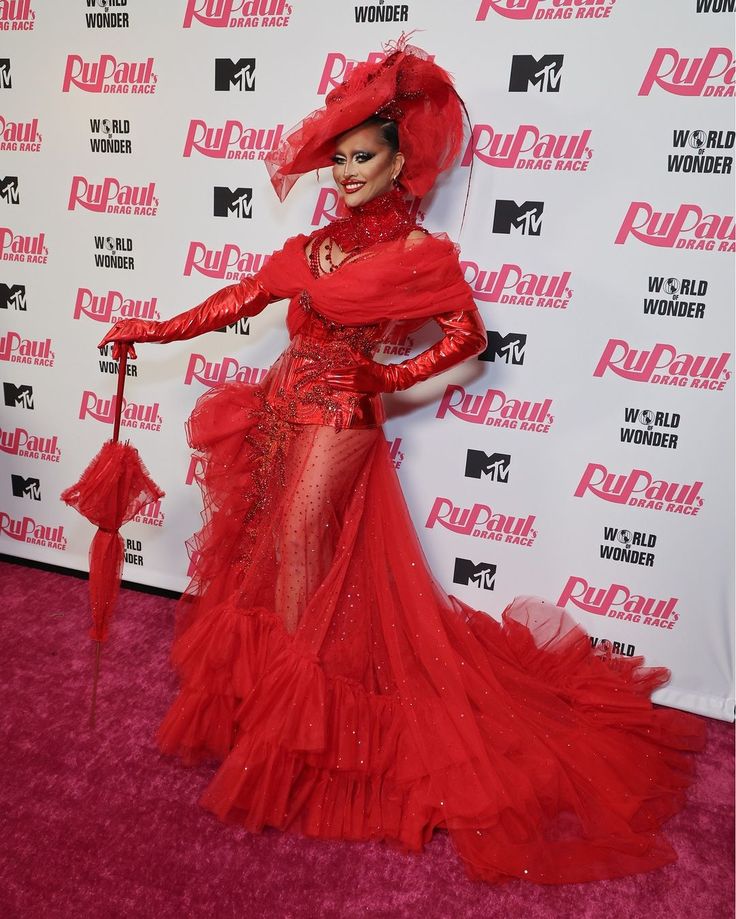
(11, 474, 41, 500)
(215, 58, 256, 91)
(0, 284, 27, 311)
(492, 199, 544, 236)
(3, 382, 34, 409)
(509, 54, 564, 93)
(0, 176, 20, 205)
(478, 331, 527, 365)
(453, 558, 496, 590)
(213, 186, 253, 218)
(213, 316, 251, 335)
(465, 450, 511, 483)
(0, 59, 11, 89)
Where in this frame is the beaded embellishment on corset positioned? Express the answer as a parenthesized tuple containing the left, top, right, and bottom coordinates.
(261, 187, 420, 430)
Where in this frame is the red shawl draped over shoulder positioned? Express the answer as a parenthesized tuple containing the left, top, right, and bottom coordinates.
(255, 230, 477, 338)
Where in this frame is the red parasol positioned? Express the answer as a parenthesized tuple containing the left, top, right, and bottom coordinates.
(61, 345, 164, 726)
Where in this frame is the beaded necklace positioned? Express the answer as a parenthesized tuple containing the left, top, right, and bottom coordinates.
(307, 185, 419, 279)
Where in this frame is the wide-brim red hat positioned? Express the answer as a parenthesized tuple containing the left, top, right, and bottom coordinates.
(264, 36, 466, 201)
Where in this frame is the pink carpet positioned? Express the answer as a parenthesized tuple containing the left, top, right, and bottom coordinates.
(1, 558, 733, 919)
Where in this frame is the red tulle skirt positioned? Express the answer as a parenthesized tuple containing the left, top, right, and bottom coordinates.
(156, 380, 707, 885)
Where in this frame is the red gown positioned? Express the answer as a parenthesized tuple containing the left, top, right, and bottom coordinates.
(149, 191, 707, 885)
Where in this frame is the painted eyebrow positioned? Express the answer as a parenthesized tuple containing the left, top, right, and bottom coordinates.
(332, 148, 377, 157)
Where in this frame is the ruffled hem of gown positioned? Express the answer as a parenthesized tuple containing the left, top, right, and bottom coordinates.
(157, 594, 706, 885)
(155, 380, 707, 885)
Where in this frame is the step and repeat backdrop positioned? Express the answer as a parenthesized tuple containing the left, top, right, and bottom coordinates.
(0, 0, 733, 719)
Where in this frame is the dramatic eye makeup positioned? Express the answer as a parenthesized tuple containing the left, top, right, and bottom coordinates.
(331, 151, 376, 164)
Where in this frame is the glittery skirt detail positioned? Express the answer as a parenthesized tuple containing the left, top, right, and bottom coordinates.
(156, 379, 707, 885)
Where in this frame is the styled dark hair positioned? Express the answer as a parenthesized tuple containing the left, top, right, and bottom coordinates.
(358, 115, 400, 153)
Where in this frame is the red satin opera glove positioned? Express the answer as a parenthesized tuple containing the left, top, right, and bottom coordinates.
(324, 308, 487, 394)
(96, 276, 276, 359)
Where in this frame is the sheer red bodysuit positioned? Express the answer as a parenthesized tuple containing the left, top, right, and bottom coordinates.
(102, 189, 706, 885)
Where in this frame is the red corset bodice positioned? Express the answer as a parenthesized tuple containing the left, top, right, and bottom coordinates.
(259, 294, 392, 429)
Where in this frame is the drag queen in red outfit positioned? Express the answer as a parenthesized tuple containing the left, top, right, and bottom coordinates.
(99, 41, 706, 885)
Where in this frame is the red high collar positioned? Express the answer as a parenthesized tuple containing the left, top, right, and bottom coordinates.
(320, 186, 418, 254)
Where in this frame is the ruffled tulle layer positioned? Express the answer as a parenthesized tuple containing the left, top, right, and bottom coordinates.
(156, 380, 707, 885)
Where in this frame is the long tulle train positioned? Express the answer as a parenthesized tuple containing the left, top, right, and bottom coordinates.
(156, 380, 707, 885)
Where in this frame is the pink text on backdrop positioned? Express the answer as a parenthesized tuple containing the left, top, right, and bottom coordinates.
(574, 462, 704, 515)
(638, 47, 735, 97)
(558, 576, 679, 629)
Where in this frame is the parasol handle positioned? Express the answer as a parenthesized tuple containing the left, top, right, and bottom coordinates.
(112, 345, 129, 444)
(89, 640, 102, 729)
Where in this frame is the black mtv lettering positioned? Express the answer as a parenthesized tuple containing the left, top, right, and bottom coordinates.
(214, 317, 251, 335)
(465, 450, 510, 482)
(0, 284, 27, 311)
(479, 331, 526, 365)
(3, 383, 33, 409)
(0, 176, 20, 205)
(492, 199, 544, 236)
(213, 186, 253, 218)
(0, 59, 11, 89)
(509, 54, 564, 92)
(11, 474, 41, 500)
(453, 558, 496, 590)
(215, 58, 256, 91)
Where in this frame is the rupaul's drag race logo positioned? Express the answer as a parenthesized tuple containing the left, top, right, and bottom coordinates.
(574, 462, 703, 516)
(79, 391, 163, 431)
(0, 426, 60, 462)
(0, 514, 66, 551)
(185, 454, 205, 485)
(62, 54, 157, 94)
(93, 235, 134, 269)
(84, 0, 130, 29)
(133, 500, 164, 528)
(558, 576, 679, 630)
(638, 47, 734, 97)
(425, 497, 537, 548)
(183, 119, 283, 160)
(387, 436, 405, 469)
(475, 0, 616, 21)
(667, 128, 733, 176)
(437, 384, 554, 434)
(184, 353, 267, 386)
(599, 525, 657, 569)
(461, 260, 573, 310)
(615, 201, 734, 253)
(0, 332, 54, 367)
(183, 0, 292, 29)
(68, 177, 158, 216)
(317, 50, 390, 94)
(643, 274, 710, 320)
(461, 124, 593, 171)
(0, 227, 47, 264)
(184, 241, 268, 280)
(0, 116, 41, 152)
(593, 338, 731, 392)
(0, 0, 35, 29)
(620, 407, 680, 451)
(73, 286, 159, 323)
